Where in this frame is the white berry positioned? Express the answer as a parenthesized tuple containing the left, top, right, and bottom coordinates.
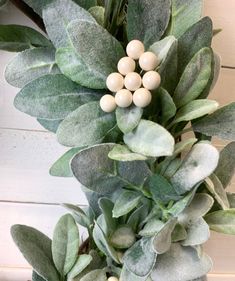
(133, 88, 152, 108)
(139, 52, 159, 71)
(126, 40, 145, 60)
(124, 72, 142, 91)
(118, 57, 136, 76)
(142, 71, 161, 90)
(100, 94, 117, 112)
(108, 277, 119, 281)
(115, 89, 133, 108)
(106, 72, 124, 92)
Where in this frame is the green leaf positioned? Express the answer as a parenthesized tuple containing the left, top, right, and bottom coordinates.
(112, 190, 142, 218)
(37, 118, 62, 133)
(214, 142, 235, 188)
(0, 24, 51, 52)
(32, 271, 47, 281)
(0, 0, 7, 8)
(139, 219, 164, 237)
(108, 144, 147, 161)
(120, 266, 151, 281)
(14, 74, 101, 119)
(205, 209, 235, 235)
(98, 198, 117, 235)
(116, 105, 143, 134)
(151, 243, 212, 281)
(43, 0, 95, 48)
(173, 48, 213, 108)
(11, 225, 60, 281)
(227, 193, 235, 208)
(57, 102, 116, 147)
(67, 255, 92, 279)
(178, 17, 213, 76)
(89, 6, 105, 26)
(193, 103, 235, 141)
(56, 20, 125, 89)
(171, 142, 219, 194)
(5, 47, 59, 88)
(71, 144, 150, 194)
(110, 225, 136, 249)
(127, 205, 150, 233)
(52, 214, 80, 276)
(124, 120, 175, 157)
(167, 0, 203, 38)
(50, 147, 84, 177)
(162, 158, 182, 178)
(172, 99, 219, 125)
(209, 52, 221, 92)
(80, 269, 107, 281)
(123, 237, 157, 277)
(171, 224, 187, 242)
(127, 0, 171, 48)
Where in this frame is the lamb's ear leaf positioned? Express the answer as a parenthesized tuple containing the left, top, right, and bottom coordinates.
(56, 20, 125, 89)
(67, 254, 93, 280)
(127, 205, 150, 233)
(127, 0, 171, 48)
(37, 118, 62, 133)
(98, 198, 117, 235)
(171, 224, 187, 242)
(173, 48, 213, 108)
(0, 24, 51, 52)
(110, 225, 136, 249)
(32, 271, 47, 281)
(108, 144, 147, 161)
(89, 6, 105, 26)
(178, 17, 213, 76)
(227, 193, 235, 208)
(80, 269, 107, 281)
(205, 209, 235, 235)
(151, 243, 212, 281)
(52, 214, 80, 276)
(11, 225, 60, 281)
(139, 219, 164, 237)
(167, 0, 203, 38)
(5, 47, 60, 88)
(123, 237, 157, 277)
(170, 142, 219, 195)
(214, 142, 235, 188)
(193, 103, 235, 141)
(120, 265, 152, 281)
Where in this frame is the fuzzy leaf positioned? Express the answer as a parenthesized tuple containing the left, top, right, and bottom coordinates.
(5, 47, 59, 88)
(0, 24, 51, 52)
(67, 255, 92, 280)
(116, 106, 143, 134)
(173, 48, 213, 108)
(127, 205, 150, 233)
(99, 198, 117, 235)
(171, 224, 187, 242)
(80, 269, 107, 281)
(108, 144, 147, 161)
(57, 102, 116, 147)
(127, 0, 171, 48)
(32, 271, 47, 281)
(56, 20, 125, 89)
(11, 225, 60, 281)
(227, 193, 235, 208)
(171, 142, 219, 194)
(124, 120, 175, 157)
(37, 118, 62, 133)
(139, 219, 164, 237)
(89, 6, 105, 26)
(110, 225, 136, 249)
(120, 265, 151, 281)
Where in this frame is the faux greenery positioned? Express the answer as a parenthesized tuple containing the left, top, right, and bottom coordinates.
(1, 0, 235, 280)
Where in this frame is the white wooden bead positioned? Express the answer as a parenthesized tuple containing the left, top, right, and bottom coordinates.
(133, 88, 152, 108)
(126, 40, 145, 60)
(142, 71, 161, 90)
(117, 56, 136, 75)
(124, 72, 142, 91)
(100, 94, 117, 112)
(115, 89, 133, 108)
(139, 52, 159, 71)
(108, 277, 119, 281)
(106, 72, 124, 92)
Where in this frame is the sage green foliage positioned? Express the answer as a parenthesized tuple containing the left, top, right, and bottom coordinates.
(110, 225, 136, 249)
(37, 118, 62, 133)
(89, 6, 105, 26)
(108, 144, 148, 161)
(0, 25, 51, 52)
(67, 255, 93, 280)
(32, 271, 47, 281)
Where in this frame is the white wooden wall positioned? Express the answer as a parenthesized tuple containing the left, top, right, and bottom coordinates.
(0, 1, 235, 280)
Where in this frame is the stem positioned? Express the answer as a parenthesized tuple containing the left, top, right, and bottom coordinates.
(174, 127, 193, 139)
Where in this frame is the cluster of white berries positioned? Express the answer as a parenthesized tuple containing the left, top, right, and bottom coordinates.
(100, 40, 161, 113)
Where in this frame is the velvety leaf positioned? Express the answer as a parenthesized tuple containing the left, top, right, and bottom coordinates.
(151, 243, 212, 281)
(80, 269, 107, 281)
(110, 225, 136, 249)
(173, 48, 213, 108)
(124, 120, 175, 157)
(50, 147, 84, 177)
(98, 198, 117, 235)
(167, 0, 203, 38)
(139, 219, 164, 237)
(108, 144, 147, 161)
(205, 209, 235, 235)
(178, 17, 213, 76)
(123, 237, 157, 277)
(52, 214, 80, 275)
(127, 205, 150, 233)
(227, 193, 235, 208)
(89, 6, 105, 26)
(193, 103, 235, 141)
(112, 190, 142, 218)
(14, 74, 101, 119)
(11, 225, 60, 281)
(57, 102, 116, 147)
(172, 100, 219, 124)
(127, 0, 171, 48)
(37, 118, 62, 133)
(162, 158, 182, 178)
(171, 224, 187, 242)
(71, 143, 151, 194)
(56, 20, 125, 89)
(5, 47, 59, 88)
(214, 142, 235, 188)
(120, 265, 151, 281)
(43, 0, 95, 48)
(67, 255, 92, 279)
(116, 105, 143, 134)
(32, 271, 47, 281)
(0, 24, 51, 52)
(171, 142, 219, 194)
(209, 52, 221, 92)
